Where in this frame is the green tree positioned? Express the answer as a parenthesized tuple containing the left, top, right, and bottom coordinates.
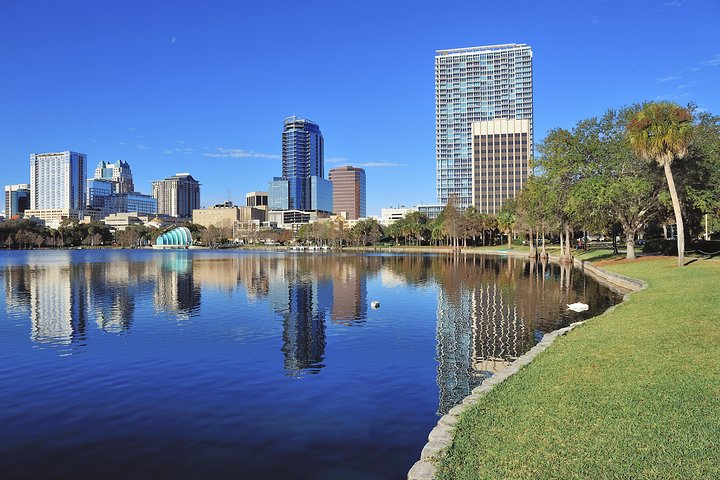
(627, 102, 694, 266)
(497, 200, 517, 248)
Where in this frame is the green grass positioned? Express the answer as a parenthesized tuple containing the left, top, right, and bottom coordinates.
(437, 258, 720, 480)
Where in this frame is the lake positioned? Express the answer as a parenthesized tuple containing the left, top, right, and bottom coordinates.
(0, 250, 622, 479)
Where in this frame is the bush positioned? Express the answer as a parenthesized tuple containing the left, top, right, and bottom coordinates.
(643, 239, 720, 255)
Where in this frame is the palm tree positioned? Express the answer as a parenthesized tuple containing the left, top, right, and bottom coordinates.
(627, 102, 693, 267)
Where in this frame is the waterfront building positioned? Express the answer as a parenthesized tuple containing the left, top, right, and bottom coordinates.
(329, 166, 366, 220)
(268, 209, 329, 231)
(379, 207, 416, 226)
(4, 184, 30, 218)
(94, 160, 134, 193)
(192, 202, 266, 229)
(102, 212, 151, 230)
(23, 208, 80, 230)
(151, 173, 200, 218)
(154, 226, 194, 249)
(472, 118, 531, 214)
(246, 191, 268, 207)
(435, 44, 533, 209)
(30, 151, 87, 211)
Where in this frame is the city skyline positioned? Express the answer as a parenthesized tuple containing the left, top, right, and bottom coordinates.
(1, 1, 718, 216)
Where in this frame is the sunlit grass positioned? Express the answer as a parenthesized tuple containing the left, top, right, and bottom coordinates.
(437, 258, 720, 480)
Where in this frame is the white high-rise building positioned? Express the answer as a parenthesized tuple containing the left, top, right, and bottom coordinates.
(435, 44, 533, 209)
(30, 151, 87, 211)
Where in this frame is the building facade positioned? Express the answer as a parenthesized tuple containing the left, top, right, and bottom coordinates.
(268, 178, 290, 211)
(435, 44, 533, 209)
(86, 178, 115, 209)
(472, 119, 531, 214)
(329, 166, 366, 220)
(94, 160, 134, 193)
(310, 176, 333, 213)
(246, 191, 269, 207)
(151, 173, 200, 218)
(103, 192, 158, 217)
(4, 184, 30, 218)
(192, 203, 266, 229)
(30, 151, 87, 211)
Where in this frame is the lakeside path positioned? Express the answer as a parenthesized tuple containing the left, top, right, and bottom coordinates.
(432, 255, 720, 479)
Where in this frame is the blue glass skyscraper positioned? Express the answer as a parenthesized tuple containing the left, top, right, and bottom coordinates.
(281, 116, 325, 211)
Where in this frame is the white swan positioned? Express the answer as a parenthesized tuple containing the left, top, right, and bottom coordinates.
(567, 302, 589, 312)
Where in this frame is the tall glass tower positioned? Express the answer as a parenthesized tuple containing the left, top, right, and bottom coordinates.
(435, 44, 533, 208)
(30, 151, 87, 210)
(282, 116, 324, 211)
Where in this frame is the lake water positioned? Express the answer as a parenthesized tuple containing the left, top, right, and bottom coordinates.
(0, 250, 622, 479)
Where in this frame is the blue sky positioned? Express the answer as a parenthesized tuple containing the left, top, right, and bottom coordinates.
(1, 0, 718, 216)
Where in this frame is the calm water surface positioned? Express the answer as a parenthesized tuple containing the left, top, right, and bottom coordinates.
(0, 250, 622, 479)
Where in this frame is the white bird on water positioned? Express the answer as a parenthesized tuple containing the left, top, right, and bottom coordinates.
(567, 302, 589, 312)
(371, 301, 380, 309)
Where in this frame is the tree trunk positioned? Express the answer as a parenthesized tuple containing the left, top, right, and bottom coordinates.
(529, 230, 536, 258)
(625, 229, 637, 260)
(565, 226, 572, 260)
(662, 224, 668, 240)
(507, 230, 512, 248)
(664, 160, 685, 267)
(559, 230, 564, 258)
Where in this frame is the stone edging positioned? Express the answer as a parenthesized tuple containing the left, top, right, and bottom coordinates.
(406, 257, 647, 480)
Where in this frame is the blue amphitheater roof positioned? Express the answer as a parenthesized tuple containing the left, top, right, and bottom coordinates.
(155, 227, 192, 246)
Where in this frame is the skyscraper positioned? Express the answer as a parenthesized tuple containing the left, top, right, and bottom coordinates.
(435, 44, 533, 209)
(29, 151, 87, 211)
(4, 184, 30, 218)
(94, 160, 134, 193)
(269, 116, 332, 213)
(151, 173, 200, 218)
(329, 166, 366, 220)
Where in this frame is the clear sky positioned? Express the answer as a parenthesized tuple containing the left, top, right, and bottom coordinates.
(1, 0, 718, 216)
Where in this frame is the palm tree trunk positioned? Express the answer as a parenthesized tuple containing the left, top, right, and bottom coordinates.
(664, 160, 685, 267)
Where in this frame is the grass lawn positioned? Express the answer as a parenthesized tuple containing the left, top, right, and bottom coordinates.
(436, 257, 720, 480)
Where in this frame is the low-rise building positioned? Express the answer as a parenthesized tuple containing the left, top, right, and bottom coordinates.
(102, 212, 151, 230)
(379, 207, 416, 227)
(192, 202, 266, 229)
(23, 208, 80, 230)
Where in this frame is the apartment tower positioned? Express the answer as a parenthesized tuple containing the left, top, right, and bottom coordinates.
(435, 44, 533, 210)
(4, 184, 30, 218)
(269, 116, 332, 213)
(151, 173, 200, 218)
(329, 166, 366, 220)
(30, 151, 87, 211)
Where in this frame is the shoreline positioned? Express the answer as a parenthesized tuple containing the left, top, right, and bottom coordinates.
(406, 250, 647, 480)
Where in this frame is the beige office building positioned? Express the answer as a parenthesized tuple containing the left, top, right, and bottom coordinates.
(471, 118, 531, 214)
(192, 204, 266, 229)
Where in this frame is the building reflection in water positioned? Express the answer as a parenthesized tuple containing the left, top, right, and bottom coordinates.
(1, 252, 616, 407)
(434, 255, 597, 414)
(153, 253, 201, 319)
